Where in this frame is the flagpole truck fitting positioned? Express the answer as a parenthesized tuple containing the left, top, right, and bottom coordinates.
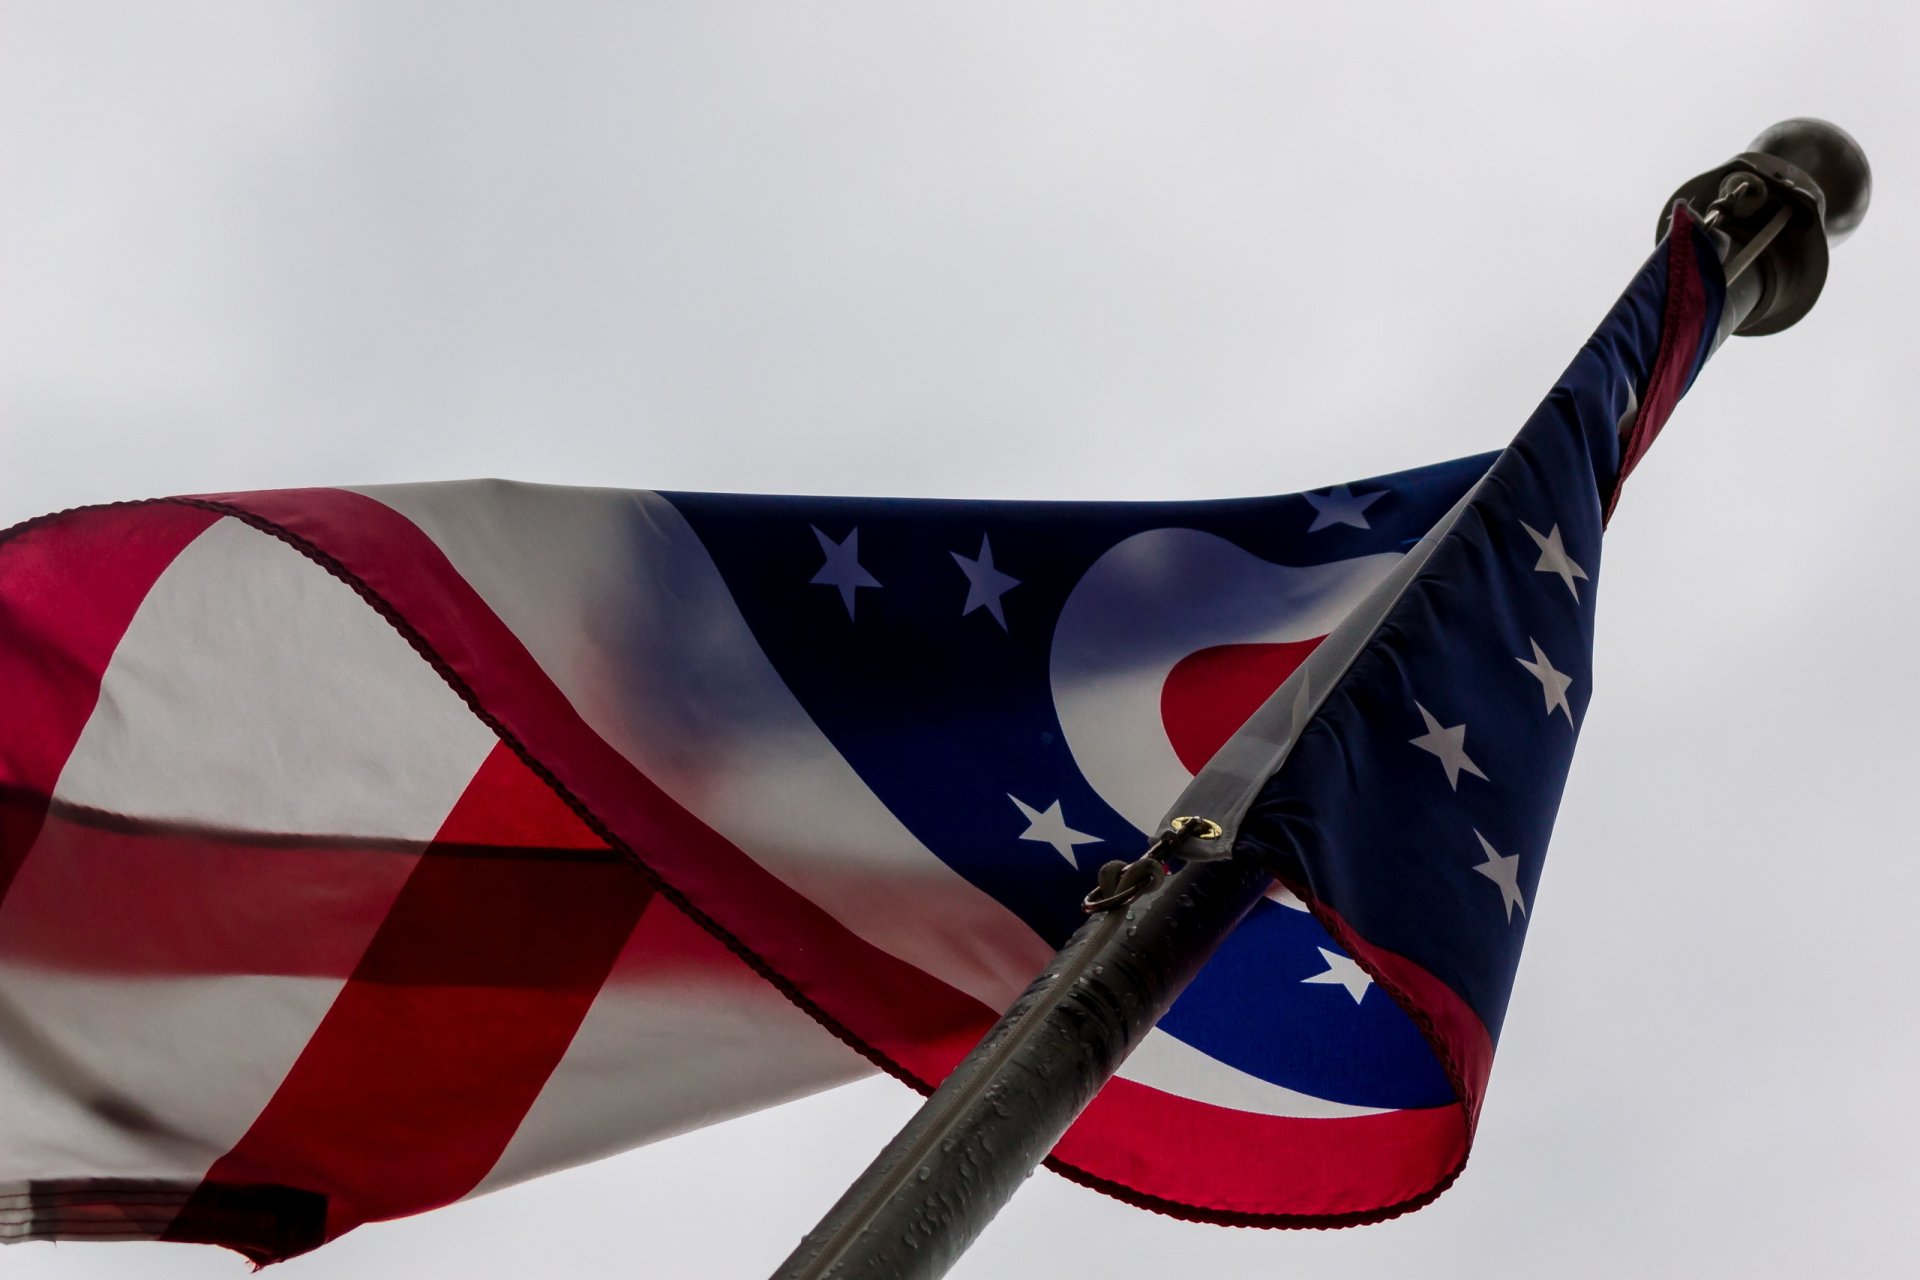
(767, 118, 1868, 1280)
(1664, 117, 1870, 337)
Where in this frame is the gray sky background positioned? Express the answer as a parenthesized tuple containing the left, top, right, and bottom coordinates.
(2, 3, 1915, 1277)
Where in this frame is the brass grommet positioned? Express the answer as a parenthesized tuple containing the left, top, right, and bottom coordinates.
(1169, 815, 1223, 841)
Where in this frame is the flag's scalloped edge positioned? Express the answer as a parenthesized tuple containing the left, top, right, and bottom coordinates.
(1043, 1141, 1468, 1231)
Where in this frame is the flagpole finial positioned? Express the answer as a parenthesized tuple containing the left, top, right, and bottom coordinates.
(1661, 118, 1870, 336)
(1747, 118, 1871, 245)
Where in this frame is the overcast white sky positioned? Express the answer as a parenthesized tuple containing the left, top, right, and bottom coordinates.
(3, 3, 1916, 1277)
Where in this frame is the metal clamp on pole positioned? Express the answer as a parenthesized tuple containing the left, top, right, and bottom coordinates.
(1080, 816, 1225, 913)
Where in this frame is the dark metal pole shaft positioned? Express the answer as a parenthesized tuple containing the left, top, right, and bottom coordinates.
(768, 850, 1272, 1280)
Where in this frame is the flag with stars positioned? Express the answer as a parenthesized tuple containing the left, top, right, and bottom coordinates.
(0, 213, 1719, 1260)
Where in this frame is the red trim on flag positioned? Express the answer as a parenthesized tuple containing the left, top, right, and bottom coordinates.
(1606, 204, 1712, 522)
(0, 503, 219, 907)
(172, 744, 654, 1256)
(1052, 1079, 1468, 1227)
(1295, 890, 1496, 1128)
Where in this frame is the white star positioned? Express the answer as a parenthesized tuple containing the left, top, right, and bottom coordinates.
(1303, 485, 1386, 532)
(1471, 829, 1528, 922)
(1516, 637, 1574, 723)
(1008, 795, 1102, 868)
(1521, 522, 1589, 600)
(950, 535, 1021, 630)
(1408, 702, 1487, 790)
(810, 525, 881, 619)
(1301, 947, 1373, 1003)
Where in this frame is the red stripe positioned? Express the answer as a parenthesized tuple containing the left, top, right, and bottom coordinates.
(1607, 203, 1712, 520)
(185, 489, 999, 1089)
(174, 743, 653, 1255)
(0, 503, 220, 906)
(0, 794, 417, 977)
(1053, 1078, 1467, 1225)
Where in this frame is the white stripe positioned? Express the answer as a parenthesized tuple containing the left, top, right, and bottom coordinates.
(52, 518, 499, 840)
(356, 481, 1055, 1012)
(471, 903, 865, 1196)
(0, 970, 343, 1182)
(1117, 1028, 1388, 1119)
(0, 517, 496, 1183)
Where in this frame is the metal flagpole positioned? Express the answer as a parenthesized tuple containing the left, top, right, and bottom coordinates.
(767, 119, 1870, 1280)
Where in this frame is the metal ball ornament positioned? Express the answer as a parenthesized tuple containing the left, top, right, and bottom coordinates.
(1748, 117, 1871, 244)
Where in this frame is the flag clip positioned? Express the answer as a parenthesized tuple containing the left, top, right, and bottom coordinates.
(1081, 816, 1221, 912)
(1081, 852, 1168, 913)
